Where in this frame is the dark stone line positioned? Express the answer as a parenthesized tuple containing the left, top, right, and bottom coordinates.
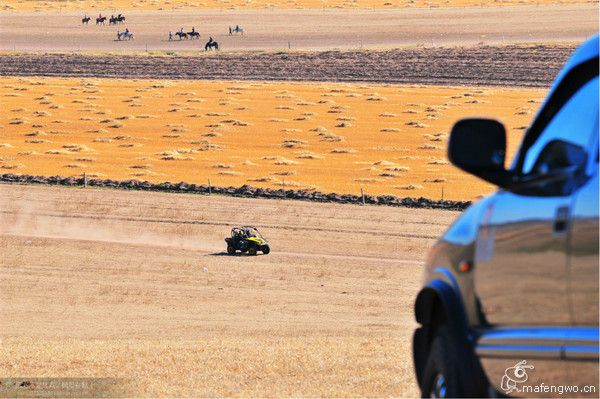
(0, 173, 471, 211)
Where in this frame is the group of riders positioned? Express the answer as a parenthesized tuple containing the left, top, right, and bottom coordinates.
(84, 13, 125, 25)
(168, 27, 200, 40)
(167, 27, 218, 50)
(82, 13, 243, 49)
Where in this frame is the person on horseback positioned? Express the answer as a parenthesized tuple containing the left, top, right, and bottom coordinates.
(205, 37, 218, 50)
(235, 24, 239, 32)
(192, 26, 195, 33)
(179, 27, 184, 34)
(125, 27, 129, 34)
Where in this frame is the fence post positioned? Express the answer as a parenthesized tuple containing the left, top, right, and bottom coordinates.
(361, 187, 365, 205)
(208, 178, 212, 195)
(83, 172, 88, 188)
(441, 185, 444, 201)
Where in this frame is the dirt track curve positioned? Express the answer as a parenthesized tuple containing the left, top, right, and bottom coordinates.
(0, 44, 575, 87)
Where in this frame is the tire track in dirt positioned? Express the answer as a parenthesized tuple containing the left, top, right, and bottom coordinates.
(3, 232, 421, 265)
(0, 44, 575, 87)
(0, 210, 440, 240)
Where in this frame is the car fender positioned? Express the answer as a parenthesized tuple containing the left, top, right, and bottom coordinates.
(415, 277, 467, 331)
(413, 276, 470, 386)
(414, 277, 489, 394)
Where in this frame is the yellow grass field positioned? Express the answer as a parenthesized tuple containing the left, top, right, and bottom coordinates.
(0, 76, 545, 200)
(2, 0, 592, 12)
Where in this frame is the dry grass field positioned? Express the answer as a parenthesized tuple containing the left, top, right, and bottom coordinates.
(0, 76, 545, 200)
(2, 0, 593, 12)
(0, 183, 459, 397)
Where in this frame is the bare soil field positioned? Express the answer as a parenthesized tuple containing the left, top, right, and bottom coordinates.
(0, 44, 575, 87)
(0, 5, 597, 52)
(0, 183, 459, 397)
(0, 76, 545, 200)
(2, 0, 593, 12)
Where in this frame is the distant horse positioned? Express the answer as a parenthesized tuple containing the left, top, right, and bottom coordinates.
(187, 31, 200, 39)
(175, 31, 188, 40)
(82, 16, 90, 24)
(205, 40, 218, 50)
(229, 26, 244, 35)
(96, 16, 107, 25)
(117, 31, 134, 40)
(110, 15, 125, 25)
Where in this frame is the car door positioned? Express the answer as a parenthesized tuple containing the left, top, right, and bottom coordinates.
(474, 73, 599, 393)
(564, 130, 599, 391)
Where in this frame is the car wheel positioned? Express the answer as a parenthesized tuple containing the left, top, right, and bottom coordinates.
(262, 246, 270, 254)
(420, 325, 462, 398)
(248, 247, 257, 256)
(227, 245, 235, 255)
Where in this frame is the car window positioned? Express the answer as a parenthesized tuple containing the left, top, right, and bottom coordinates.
(522, 76, 599, 175)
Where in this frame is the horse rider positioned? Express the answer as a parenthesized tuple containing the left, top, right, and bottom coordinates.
(168, 31, 173, 41)
(192, 26, 196, 33)
(118, 13, 122, 19)
(179, 27, 184, 34)
(125, 27, 129, 34)
(235, 24, 240, 32)
(99, 13, 102, 19)
(208, 36, 213, 43)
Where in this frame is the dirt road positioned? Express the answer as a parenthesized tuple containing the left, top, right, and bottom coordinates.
(0, 44, 574, 87)
(0, 183, 458, 396)
(0, 4, 597, 52)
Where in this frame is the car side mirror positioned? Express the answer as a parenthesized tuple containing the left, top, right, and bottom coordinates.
(448, 118, 514, 188)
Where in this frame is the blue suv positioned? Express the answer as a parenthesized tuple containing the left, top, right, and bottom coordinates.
(413, 36, 599, 397)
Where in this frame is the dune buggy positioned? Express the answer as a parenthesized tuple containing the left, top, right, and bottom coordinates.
(225, 226, 270, 256)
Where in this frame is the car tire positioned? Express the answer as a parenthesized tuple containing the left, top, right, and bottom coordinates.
(248, 247, 257, 256)
(262, 246, 270, 254)
(421, 325, 469, 398)
(227, 245, 235, 255)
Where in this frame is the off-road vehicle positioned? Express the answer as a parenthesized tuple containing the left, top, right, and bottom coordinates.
(225, 226, 270, 256)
